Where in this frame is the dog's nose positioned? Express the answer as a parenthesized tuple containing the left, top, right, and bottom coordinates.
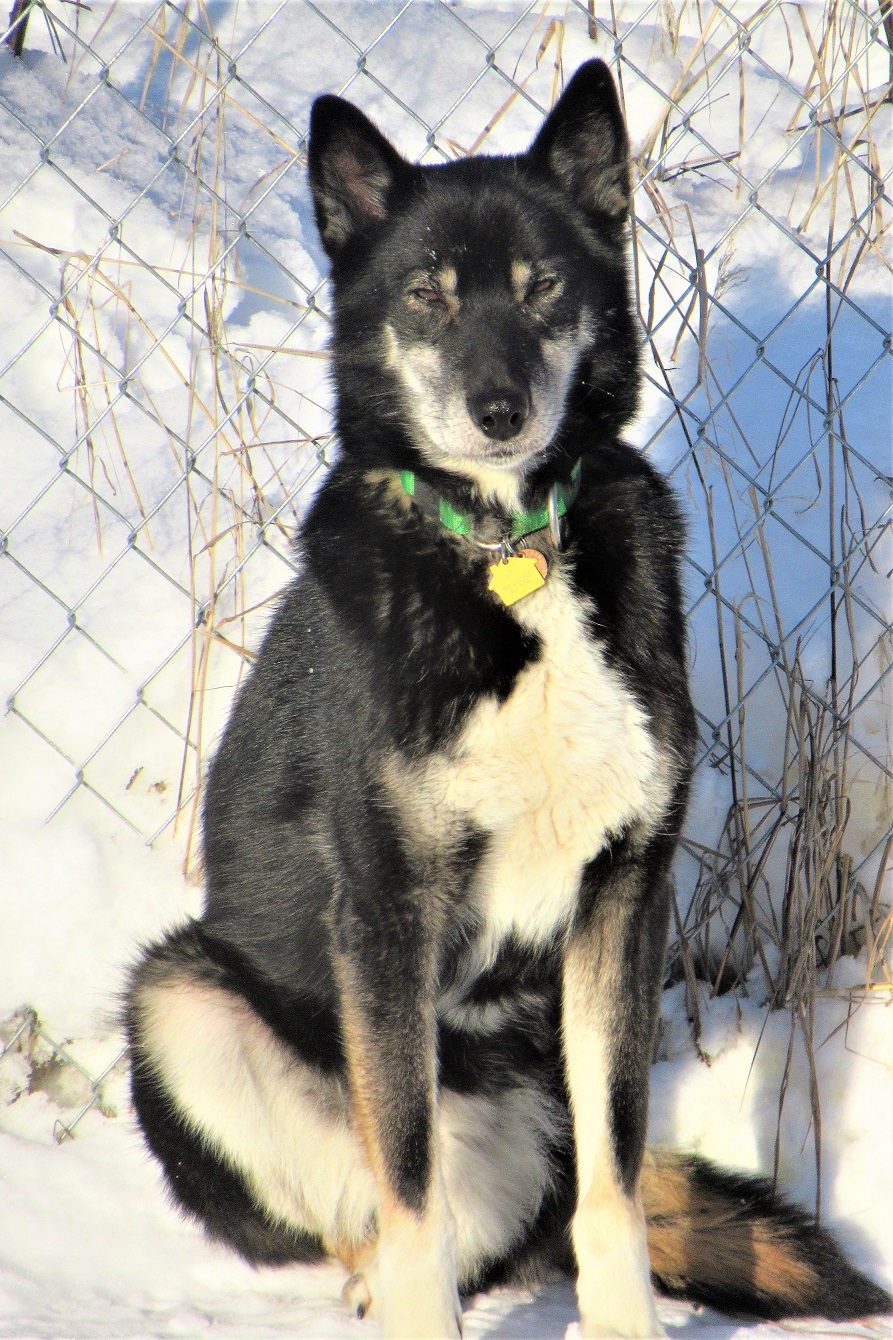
(467, 388, 530, 441)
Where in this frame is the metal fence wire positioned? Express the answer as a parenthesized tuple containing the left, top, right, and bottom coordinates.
(1, 0, 891, 1138)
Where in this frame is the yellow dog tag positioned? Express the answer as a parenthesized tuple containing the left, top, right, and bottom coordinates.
(487, 549, 547, 606)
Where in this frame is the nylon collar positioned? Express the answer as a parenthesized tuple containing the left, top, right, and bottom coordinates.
(398, 458, 582, 545)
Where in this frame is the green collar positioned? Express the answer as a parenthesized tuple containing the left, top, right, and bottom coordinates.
(398, 459, 582, 543)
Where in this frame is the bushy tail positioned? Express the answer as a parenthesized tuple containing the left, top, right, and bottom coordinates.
(642, 1150, 891, 1321)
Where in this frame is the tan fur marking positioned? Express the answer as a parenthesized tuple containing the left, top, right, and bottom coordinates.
(511, 259, 532, 299)
(436, 264, 457, 291)
(641, 1150, 693, 1219)
(330, 970, 394, 1190)
(641, 1151, 819, 1309)
(365, 468, 413, 510)
(436, 264, 459, 317)
(753, 1233, 818, 1306)
(325, 1233, 377, 1275)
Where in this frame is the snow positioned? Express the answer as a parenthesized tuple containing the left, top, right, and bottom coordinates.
(1, 983, 890, 1338)
(0, 2, 890, 1338)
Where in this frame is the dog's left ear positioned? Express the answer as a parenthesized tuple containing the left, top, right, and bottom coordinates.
(527, 60, 631, 224)
(308, 96, 412, 258)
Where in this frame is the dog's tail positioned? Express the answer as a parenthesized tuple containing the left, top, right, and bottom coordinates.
(642, 1150, 891, 1320)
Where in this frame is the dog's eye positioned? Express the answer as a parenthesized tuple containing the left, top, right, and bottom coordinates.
(530, 276, 559, 297)
(409, 287, 442, 305)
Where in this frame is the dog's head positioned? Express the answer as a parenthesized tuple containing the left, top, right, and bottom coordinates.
(308, 61, 638, 505)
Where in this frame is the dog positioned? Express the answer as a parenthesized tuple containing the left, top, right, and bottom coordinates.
(125, 61, 891, 1339)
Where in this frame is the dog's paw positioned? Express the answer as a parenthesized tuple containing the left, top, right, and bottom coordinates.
(572, 1191, 664, 1339)
(376, 1188, 462, 1338)
(573, 1277, 666, 1339)
(379, 1279, 463, 1339)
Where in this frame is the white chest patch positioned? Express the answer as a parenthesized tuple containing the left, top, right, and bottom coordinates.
(420, 568, 671, 956)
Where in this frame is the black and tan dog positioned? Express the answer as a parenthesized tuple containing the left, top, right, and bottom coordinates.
(126, 61, 890, 1338)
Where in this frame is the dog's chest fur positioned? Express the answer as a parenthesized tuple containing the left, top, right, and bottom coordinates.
(395, 563, 671, 956)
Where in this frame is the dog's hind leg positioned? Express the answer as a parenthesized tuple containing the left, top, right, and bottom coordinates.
(126, 925, 378, 1268)
(563, 841, 673, 1340)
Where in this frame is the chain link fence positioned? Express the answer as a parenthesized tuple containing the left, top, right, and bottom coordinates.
(1, 0, 891, 1139)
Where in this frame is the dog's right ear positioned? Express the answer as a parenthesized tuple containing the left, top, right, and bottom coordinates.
(308, 97, 412, 258)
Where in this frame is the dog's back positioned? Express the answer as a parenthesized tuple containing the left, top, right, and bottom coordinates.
(126, 61, 890, 1338)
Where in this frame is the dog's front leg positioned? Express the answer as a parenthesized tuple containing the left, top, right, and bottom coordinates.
(563, 843, 672, 1340)
(332, 891, 461, 1340)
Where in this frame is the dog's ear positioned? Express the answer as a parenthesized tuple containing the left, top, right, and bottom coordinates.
(527, 60, 631, 224)
(308, 96, 412, 257)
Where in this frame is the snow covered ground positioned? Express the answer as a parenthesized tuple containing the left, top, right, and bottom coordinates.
(0, 2, 890, 1337)
(2, 977, 891, 1338)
